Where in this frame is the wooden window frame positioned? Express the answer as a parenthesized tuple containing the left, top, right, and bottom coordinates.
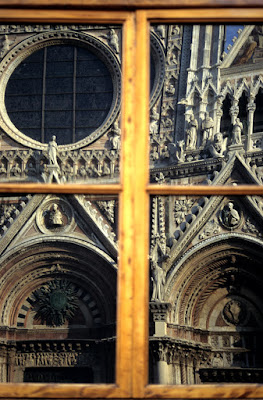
(0, 2, 263, 399)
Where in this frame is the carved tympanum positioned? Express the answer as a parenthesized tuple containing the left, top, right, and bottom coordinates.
(222, 300, 246, 326)
(34, 280, 78, 327)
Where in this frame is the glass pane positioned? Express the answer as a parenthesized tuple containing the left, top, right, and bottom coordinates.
(149, 195, 263, 384)
(0, 193, 118, 383)
(0, 24, 122, 184)
(150, 24, 263, 186)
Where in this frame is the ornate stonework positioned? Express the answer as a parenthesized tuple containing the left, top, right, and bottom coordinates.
(33, 280, 78, 327)
(36, 197, 75, 234)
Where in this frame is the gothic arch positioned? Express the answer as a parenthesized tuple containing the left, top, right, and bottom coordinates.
(166, 235, 263, 329)
(0, 236, 117, 329)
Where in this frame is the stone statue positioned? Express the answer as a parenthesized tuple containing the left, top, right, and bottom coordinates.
(186, 114, 198, 150)
(202, 112, 214, 145)
(49, 204, 63, 226)
(150, 108, 159, 135)
(223, 300, 245, 325)
(151, 262, 166, 302)
(109, 29, 119, 54)
(209, 132, 227, 158)
(175, 140, 185, 163)
(232, 118, 243, 145)
(110, 122, 121, 150)
(48, 135, 58, 166)
(222, 202, 240, 228)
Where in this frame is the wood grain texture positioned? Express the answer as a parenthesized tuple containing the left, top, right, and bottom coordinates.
(132, 10, 150, 399)
(145, 7, 263, 21)
(115, 13, 135, 395)
(0, 0, 262, 9)
(147, 184, 263, 195)
(0, 9, 131, 22)
(0, 183, 122, 194)
(0, 3, 263, 400)
(145, 383, 263, 398)
(0, 383, 118, 398)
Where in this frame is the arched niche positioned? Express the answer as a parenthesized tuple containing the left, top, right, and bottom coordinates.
(220, 94, 232, 134)
(238, 91, 248, 134)
(0, 237, 117, 334)
(254, 88, 263, 133)
(166, 237, 263, 370)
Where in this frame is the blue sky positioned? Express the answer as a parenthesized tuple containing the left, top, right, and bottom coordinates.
(225, 25, 244, 52)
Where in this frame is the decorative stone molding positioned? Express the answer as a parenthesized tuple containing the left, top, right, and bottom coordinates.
(150, 302, 171, 322)
(33, 280, 79, 327)
(0, 146, 120, 183)
(0, 29, 121, 151)
(36, 197, 75, 234)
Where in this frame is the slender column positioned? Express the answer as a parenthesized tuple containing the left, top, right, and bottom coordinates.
(156, 360, 169, 384)
(246, 100, 256, 151)
(0, 345, 7, 382)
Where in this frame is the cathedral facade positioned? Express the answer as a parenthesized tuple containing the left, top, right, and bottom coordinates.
(0, 23, 263, 384)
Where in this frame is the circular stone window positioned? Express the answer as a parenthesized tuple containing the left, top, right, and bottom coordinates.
(5, 44, 116, 146)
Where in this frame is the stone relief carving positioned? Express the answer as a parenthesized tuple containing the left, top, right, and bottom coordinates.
(96, 200, 115, 224)
(36, 197, 74, 234)
(0, 34, 15, 57)
(185, 114, 198, 150)
(34, 280, 78, 327)
(199, 219, 221, 240)
(150, 26, 182, 165)
(219, 202, 242, 230)
(222, 299, 247, 326)
(174, 199, 194, 225)
(151, 262, 166, 302)
(0, 196, 31, 237)
(0, 146, 120, 183)
(108, 121, 121, 150)
(242, 217, 262, 237)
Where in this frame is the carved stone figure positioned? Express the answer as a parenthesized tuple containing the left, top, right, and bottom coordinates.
(221, 202, 240, 228)
(0, 162, 6, 175)
(209, 132, 227, 157)
(109, 29, 119, 54)
(202, 113, 214, 145)
(150, 108, 159, 135)
(10, 163, 21, 176)
(49, 204, 63, 226)
(151, 262, 166, 302)
(48, 135, 58, 166)
(0, 34, 15, 57)
(232, 118, 243, 145)
(213, 353, 224, 367)
(186, 114, 198, 150)
(110, 122, 121, 150)
(175, 140, 185, 163)
(223, 300, 246, 325)
(26, 162, 36, 176)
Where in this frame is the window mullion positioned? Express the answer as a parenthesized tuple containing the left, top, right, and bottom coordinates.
(132, 9, 150, 398)
(41, 46, 47, 143)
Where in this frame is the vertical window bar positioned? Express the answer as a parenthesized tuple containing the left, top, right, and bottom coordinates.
(41, 47, 47, 143)
(72, 46, 77, 143)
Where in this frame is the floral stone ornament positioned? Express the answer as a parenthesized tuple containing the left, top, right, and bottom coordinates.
(34, 280, 79, 327)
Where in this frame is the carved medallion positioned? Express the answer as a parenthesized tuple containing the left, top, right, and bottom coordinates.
(34, 280, 78, 326)
(222, 300, 247, 326)
(219, 201, 242, 230)
(36, 197, 75, 234)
